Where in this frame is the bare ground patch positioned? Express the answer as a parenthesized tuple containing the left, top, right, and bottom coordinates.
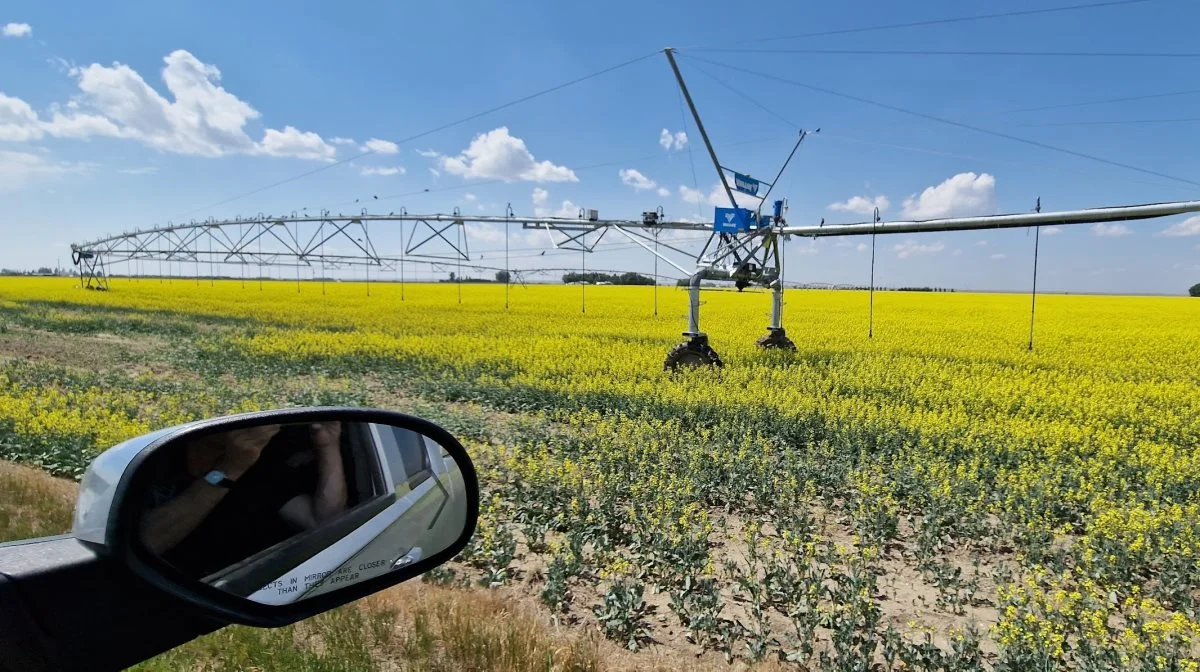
(0, 326, 173, 376)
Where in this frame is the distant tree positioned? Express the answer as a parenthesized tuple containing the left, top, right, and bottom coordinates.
(495, 270, 511, 283)
(35, 267, 52, 275)
(561, 271, 653, 285)
(449, 272, 456, 282)
(1190, 283, 1200, 297)
(617, 271, 655, 286)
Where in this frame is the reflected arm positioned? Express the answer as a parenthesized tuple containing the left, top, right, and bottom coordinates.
(280, 444, 348, 530)
(139, 479, 231, 555)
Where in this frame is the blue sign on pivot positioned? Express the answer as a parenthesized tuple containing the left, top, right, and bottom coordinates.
(714, 207, 753, 233)
(733, 172, 759, 196)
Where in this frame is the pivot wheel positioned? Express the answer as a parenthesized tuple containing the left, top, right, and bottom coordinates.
(755, 328, 796, 351)
(664, 337, 724, 370)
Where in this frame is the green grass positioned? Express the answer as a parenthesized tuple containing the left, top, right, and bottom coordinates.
(132, 608, 385, 672)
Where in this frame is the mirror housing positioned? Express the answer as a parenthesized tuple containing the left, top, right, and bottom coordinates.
(69, 407, 479, 627)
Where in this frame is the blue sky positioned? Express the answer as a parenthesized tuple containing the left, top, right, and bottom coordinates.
(3, 0, 1200, 293)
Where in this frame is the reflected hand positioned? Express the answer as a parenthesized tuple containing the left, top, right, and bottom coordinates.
(310, 421, 342, 452)
(217, 424, 280, 476)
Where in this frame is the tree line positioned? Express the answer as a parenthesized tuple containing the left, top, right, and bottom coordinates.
(561, 272, 655, 285)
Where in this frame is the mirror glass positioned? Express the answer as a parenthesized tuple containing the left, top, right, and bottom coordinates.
(132, 419, 469, 604)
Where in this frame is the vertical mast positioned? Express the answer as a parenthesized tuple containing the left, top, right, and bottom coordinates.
(664, 48, 738, 209)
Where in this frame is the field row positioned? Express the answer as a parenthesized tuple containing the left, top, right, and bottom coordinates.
(0, 278, 1198, 669)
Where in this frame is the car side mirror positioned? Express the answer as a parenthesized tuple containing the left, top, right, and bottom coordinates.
(70, 407, 479, 627)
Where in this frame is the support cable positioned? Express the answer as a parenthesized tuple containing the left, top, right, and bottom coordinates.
(1005, 87, 1200, 114)
(678, 73, 705, 221)
(682, 54, 1200, 188)
(698, 0, 1156, 47)
(686, 48, 1200, 58)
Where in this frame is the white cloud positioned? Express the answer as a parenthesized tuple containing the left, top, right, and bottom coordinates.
(330, 136, 356, 146)
(901, 172, 996, 219)
(0, 93, 45, 141)
(360, 166, 405, 176)
(828, 194, 889, 215)
(952, 248, 963, 256)
(976, 240, 988, 246)
(679, 184, 705, 204)
(117, 166, 158, 175)
(794, 240, 819, 256)
(894, 239, 945, 259)
(73, 50, 261, 155)
(0, 149, 90, 192)
(656, 186, 670, 198)
(659, 128, 688, 151)
(553, 201, 580, 218)
(2, 23, 31, 38)
(1092, 222, 1132, 237)
(47, 56, 73, 74)
(1042, 226, 1062, 236)
(416, 148, 440, 158)
(531, 187, 578, 218)
(1, 92, 124, 142)
(679, 182, 758, 207)
(619, 168, 656, 191)
(856, 242, 868, 252)
(362, 138, 399, 154)
(464, 192, 477, 202)
(42, 111, 123, 139)
(991, 253, 1007, 260)
(1159, 215, 1200, 237)
(468, 223, 507, 244)
(0, 50, 335, 160)
(440, 127, 576, 182)
(429, 167, 441, 178)
(260, 126, 336, 160)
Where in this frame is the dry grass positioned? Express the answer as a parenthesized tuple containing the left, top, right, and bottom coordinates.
(0, 459, 77, 541)
(366, 583, 603, 671)
(365, 583, 785, 672)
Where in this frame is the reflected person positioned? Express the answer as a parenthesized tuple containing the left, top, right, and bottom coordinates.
(139, 422, 349, 577)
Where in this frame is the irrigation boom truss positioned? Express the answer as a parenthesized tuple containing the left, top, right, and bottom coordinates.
(71, 49, 1200, 368)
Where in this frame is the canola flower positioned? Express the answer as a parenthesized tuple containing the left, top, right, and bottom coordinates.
(1, 276, 1199, 666)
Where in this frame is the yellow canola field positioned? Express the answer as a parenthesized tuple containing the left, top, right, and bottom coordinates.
(2, 276, 1200, 666)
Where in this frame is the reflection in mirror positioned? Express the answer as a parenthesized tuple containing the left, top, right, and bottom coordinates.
(134, 419, 469, 604)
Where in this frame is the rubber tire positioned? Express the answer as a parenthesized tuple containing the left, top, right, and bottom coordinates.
(755, 331, 797, 351)
(664, 341, 724, 370)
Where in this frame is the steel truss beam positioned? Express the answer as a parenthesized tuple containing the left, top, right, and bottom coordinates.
(783, 200, 1200, 237)
(71, 212, 714, 290)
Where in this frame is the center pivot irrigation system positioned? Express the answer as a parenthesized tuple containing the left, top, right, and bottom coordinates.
(72, 49, 1200, 369)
